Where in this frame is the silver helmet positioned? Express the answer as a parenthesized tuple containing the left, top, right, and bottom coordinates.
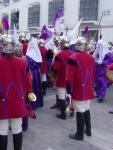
(0, 34, 15, 53)
(59, 36, 70, 47)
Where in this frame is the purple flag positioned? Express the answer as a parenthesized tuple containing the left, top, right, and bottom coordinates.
(83, 26, 89, 35)
(40, 25, 53, 40)
(2, 16, 9, 30)
(53, 8, 64, 25)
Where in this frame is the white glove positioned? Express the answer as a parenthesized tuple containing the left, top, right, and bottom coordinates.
(28, 93, 37, 101)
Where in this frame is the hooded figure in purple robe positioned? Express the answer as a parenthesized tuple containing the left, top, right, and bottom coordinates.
(93, 40, 113, 102)
(26, 38, 43, 109)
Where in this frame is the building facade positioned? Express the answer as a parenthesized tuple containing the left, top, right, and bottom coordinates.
(0, 0, 113, 41)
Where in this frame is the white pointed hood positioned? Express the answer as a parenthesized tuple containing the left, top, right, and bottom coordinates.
(68, 18, 83, 45)
(26, 37, 42, 63)
(93, 40, 110, 64)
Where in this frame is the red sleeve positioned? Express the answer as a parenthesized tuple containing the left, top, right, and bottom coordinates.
(108, 63, 113, 70)
(53, 54, 61, 72)
(22, 43, 28, 56)
(25, 64, 32, 94)
(66, 56, 76, 86)
(92, 58, 96, 85)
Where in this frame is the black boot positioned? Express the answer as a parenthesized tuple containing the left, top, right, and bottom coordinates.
(56, 100, 66, 120)
(42, 81, 47, 95)
(50, 95, 60, 109)
(109, 111, 113, 114)
(69, 112, 84, 140)
(22, 117, 28, 131)
(0, 135, 8, 150)
(13, 132, 22, 150)
(84, 110, 91, 136)
(97, 96, 104, 103)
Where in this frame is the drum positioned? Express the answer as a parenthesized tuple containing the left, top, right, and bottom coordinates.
(105, 69, 113, 82)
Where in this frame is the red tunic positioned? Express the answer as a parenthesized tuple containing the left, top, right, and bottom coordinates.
(0, 55, 32, 119)
(107, 63, 113, 82)
(39, 47, 47, 74)
(66, 51, 95, 101)
(53, 49, 73, 87)
(22, 43, 28, 56)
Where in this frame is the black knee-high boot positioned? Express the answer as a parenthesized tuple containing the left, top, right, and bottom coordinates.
(69, 112, 84, 140)
(42, 81, 47, 95)
(0, 135, 8, 150)
(108, 111, 113, 114)
(84, 110, 91, 136)
(22, 116, 28, 131)
(50, 95, 60, 109)
(56, 100, 66, 120)
(13, 132, 22, 150)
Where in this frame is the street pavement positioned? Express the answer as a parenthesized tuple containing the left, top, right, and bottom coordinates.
(8, 86, 113, 150)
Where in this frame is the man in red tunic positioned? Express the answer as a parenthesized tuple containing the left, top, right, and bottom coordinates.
(19, 33, 28, 56)
(52, 36, 73, 119)
(66, 37, 95, 140)
(38, 39, 48, 95)
(0, 34, 34, 150)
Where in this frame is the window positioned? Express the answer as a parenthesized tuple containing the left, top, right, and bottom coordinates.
(13, 0, 20, 2)
(79, 0, 98, 21)
(11, 11, 19, 30)
(2, 0, 9, 5)
(48, 0, 64, 25)
(28, 4, 40, 28)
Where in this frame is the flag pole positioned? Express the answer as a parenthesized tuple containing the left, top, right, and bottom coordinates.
(94, 11, 104, 41)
